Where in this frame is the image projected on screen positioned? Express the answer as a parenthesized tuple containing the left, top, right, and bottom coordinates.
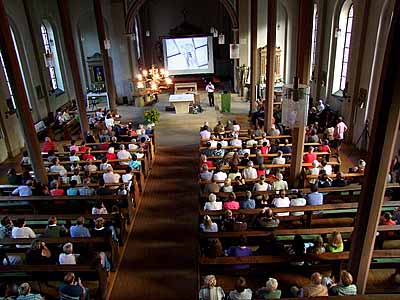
(163, 36, 214, 75)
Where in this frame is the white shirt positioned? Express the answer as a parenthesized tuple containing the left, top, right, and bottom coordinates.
(210, 140, 218, 148)
(105, 117, 114, 128)
(117, 150, 131, 165)
(272, 157, 286, 165)
(232, 124, 241, 132)
(70, 175, 82, 184)
(272, 180, 288, 191)
(220, 140, 228, 147)
(230, 139, 242, 147)
(228, 172, 242, 180)
(122, 173, 133, 183)
(12, 227, 36, 248)
(243, 167, 258, 179)
(253, 182, 271, 191)
(272, 196, 291, 216)
(290, 197, 307, 216)
(59, 253, 77, 264)
(200, 130, 211, 140)
(213, 172, 227, 186)
(92, 207, 108, 214)
(103, 172, 121, 184)
(205, 83, 215, 93)
(200, 223, 218, 232)
(246, 140, 258, 147)
(323, 165, 333, 175)
(50, 165, 67, 174)
(229, 289, 253, 300)
(204, 202, 223, 211)
(69, 156, 80, 162)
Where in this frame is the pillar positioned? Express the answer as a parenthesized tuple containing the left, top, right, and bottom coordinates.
(264, 0, 276, 131)
(57, 0, 89, 140)
(289, 0, 313, 186)
(93, 0, 117, 111)
(0, 0, 47, 184)
(348, 0, 400, 293)
(249, 0, 258, 113)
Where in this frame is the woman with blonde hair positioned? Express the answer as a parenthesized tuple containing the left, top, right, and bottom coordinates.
(221, 178, 233, 193)
(199, 274, 225, 300)
(256, 277, 281, 299)
(200, 215, 218, 233)
(327, 231, 344, 253)
(330, 271, 357, 295)
(310, 236, 326, 255)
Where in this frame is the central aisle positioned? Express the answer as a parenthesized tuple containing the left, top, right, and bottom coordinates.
(111, 104, 218, 300)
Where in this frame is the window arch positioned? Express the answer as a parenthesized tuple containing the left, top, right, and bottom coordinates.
(40, 20, 64, 92)
(0, 26, 31, 111)
(332, 1, 353, 93)
(310, 3, 318, 81)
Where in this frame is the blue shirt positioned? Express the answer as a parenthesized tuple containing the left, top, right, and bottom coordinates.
(67, 188, 79, 196)
(307, 192, 323, 214)
(129, 160, 141, 170)
(12, 185, 32, 197)
(240, 199, 256, 209)
(70, 225, 91, 237)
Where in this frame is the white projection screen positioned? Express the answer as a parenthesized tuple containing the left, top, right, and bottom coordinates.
(162, 36, 214, 75)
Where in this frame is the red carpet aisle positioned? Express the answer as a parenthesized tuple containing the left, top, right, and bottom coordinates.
(110, 144, 199, 300)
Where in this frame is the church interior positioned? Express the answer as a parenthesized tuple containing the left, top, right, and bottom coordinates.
(0, 0, 399, 299)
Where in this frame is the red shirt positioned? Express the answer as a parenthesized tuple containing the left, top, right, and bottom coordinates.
(79, 146, 89, 152)
(383, 219, 396, 236)
(223, 201, 240, 210)
(106, 153, 117, 161)
(82, 154, 96, 161)
(260, 146, 269, 155)
(303, 153, 317, 168)
(50, 189, 65, 196)
(42, 141, 56, 153)
(201, 161, 214, 169)
(320, 145, 331, 153)
(257, 169, 266, 178)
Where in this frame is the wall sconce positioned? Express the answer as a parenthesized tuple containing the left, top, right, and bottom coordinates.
(218, 33, 225, 45)
(104, 39, 111, 50)
(276, 24, 280, 31)
(335, 27, 341, 38)
(145, 30, 151, 37)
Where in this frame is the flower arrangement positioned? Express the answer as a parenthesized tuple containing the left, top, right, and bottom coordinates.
(144, 108, 160, 124)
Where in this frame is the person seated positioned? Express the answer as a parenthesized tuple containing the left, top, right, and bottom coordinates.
(200, 165, 213, 181)
(84, 159, 98, 173)
(269, 139, 280, 154)
(78, 178, 95, 196)
(49, 158, 67, 175)
(232, 120, 241, 133)
(213, 121, 225, 135)
(103, 166, 120, 187)
(253, 175, 271, 192)
(97, 179, 114, 195)
(200, 215, 218, 232)
(59, 242, 79, 265)
(328, 271, 357, 296)
(200, 125, 211, 140)
(78, 141, 89, 153)
(319, 139, 331, 153)
(308, 160, 320, 185)
(25, 240, 52, 265)
(228, 166, 241, 181)
(272, 190, 290, 216)
(230, 134, 242, 148)
(303, 146, 317, 167)
(16, 282, 44, 300)
(307, 184, 323, 213)
(288, 191, 306, 216)
(239, 153, 250, 167)
(199, 275, 225, 300)
(11, 180, 33, 197)
(260, 141, 269, 156)
(82, 148, 96, 161)
(208, 135, 218, 148)
(318, 171, 332, 188)
(42, 136, 56, 153)
(7, 168, 20, 185)
(242, 161, 257, 180)
(246, 135, 258, 147)
(254, 124, 264, 137)
(50, 180, 65, 196)
(213, 143, 225, 161)
(223, 192, 240, 210)
(308, 129, 320, 143)
(221, 178, 233, 193)
(19, 150, 31, 168)
(204, 178, 221, 194)
(86, 130, 96, 143)
(58, 272, 89, 300)
(271, 173, 288, 191)
(256, 277, 281, 299)
(70, 216, 91, 238)
(69, 150, 80, 162)
(0, 216, 13, 240)
(256, 208, 280, 228)
(200, 154, 214, 169)
(327, 231, 344, 253)
(267, 125, 280, 136)
(240, 191, 256, 209)
(228, 277, 253, 300)
(121, 167, 133, 183)
(226, 236, 252, 269)
(106, 147, 117, 161)
(272, 150, 286, 166)
(12, 218, 36, 246)
(100, 158, 112, 171)
(331, 172, 347, 187)
(117, 144, 131, 165)
(70, 161, 81, 172)
(91, 217, 112, 238)
(279, 139, 292, 154)
(204, 193, 222, 211)
(308, 235, 326, 255)
(129, 154, 141, 170)
(44, 216, 67, 237)
(321, 159, 332, 175)
(213, 166, 227, 186)
(92, 200, 108, 215)
(104, 113, 115, 128)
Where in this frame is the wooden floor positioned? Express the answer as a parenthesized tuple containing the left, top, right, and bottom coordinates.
(110, 144, 199, 299)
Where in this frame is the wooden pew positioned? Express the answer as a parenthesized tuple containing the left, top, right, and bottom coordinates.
(0, 264, 109, 300)
(199, 142, 322, 151)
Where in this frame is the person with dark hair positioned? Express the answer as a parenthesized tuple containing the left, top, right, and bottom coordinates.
(67, 180, 79, 196)
(12, 218, 36, 248)
(11, 180, 33, 197)
(70, 216, 91, 238)
(280, 139, 292, 154)
(44, 216, 67, 238)
(7, 168, 20, 185)
(226, 236, 252, 269)
(97, 179, 113, 196)
(20, 150, 31, 167)
(78, 179, 95, 196)
(129, 154, 141, 170)
(287, 234, 306, 266)
(0, 216, 13, 240)
(25, 240, 52, 265)
(58, 272, 89, 300)
(17, 282, 43, 300)
(331, 172, 347, 187)
(228, 277, 253, 300)
(307, 184, 324, 214)
(206, 81, 215, 107)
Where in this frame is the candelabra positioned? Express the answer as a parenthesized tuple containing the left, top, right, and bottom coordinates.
(136, 65, 173, 96)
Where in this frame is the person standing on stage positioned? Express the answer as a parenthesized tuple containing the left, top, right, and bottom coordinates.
(206, 81, 215, 107)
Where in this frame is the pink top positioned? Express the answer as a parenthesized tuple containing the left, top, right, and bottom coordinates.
(223, 201, 240, 210)
(334, 122, 348, 140)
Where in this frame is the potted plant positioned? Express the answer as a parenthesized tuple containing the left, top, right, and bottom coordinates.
(144, 108, 160, 126)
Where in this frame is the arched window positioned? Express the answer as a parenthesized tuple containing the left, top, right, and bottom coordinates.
(0, 26, 31, 111)
(40, 21, 64, 92)
(332, 2, 353, 93)
(134, 16, 141, 60)
(310, 3, 318, 81)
